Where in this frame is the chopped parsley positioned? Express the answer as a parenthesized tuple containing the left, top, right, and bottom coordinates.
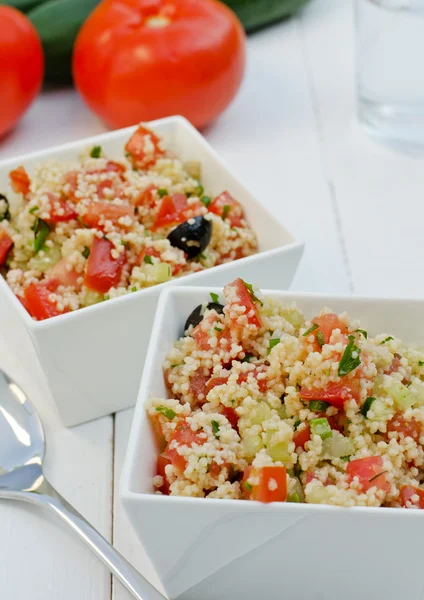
(355, 329, 368, 339)
(104, 294, 110, 300)
(368, 470, 387, 484)
(194, 184, 204, 197)
(77, 215, 88, 228)
(144, 254, 153, 265)
(222, 204, 231, 220)
(210, 292, 220, 303)
(157, 188, 168, 198)
(242, 279, 263, 306)
(131, 286, 137, 292)
(293, 419, 301, 430)
(419, 361, 424, 367)
(211, 420, 220, 438)
(201, 196, 211, 207)
(156, 405, 176, 421)
(244, 481, 253, 493)
(214, 326, 223, 333)
(28, 205, 39, 215)
(316, 331, 325, 347)
(122, 240, 130, 249)
(303, 323, 319, 336)
(82, 246, 90, 259)
(170, 363, 183, 368)
(310, 417, 332, 440)
(338, 335, 361, 377)
(241, 354, 254, 363)
(360, 396, 376, 418)
(90, 145, 102, 158)
(32, 218, 51, 254)
(341, 456, 350, 462)
(309, 400, 329, 412)
(407, 381, 412, 387)
(268, 338, 280, 353)
(380, 336, 394, 345)
(288, 492, 301, 503)
(0, 194, 10, 221)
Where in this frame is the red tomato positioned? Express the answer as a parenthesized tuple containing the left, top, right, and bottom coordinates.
(152, 193, 187, 231)
(306, 313, 348, 351)
(346, 456, 390, 493)
(206, 376, 230, 394)
(0, 230, 13, 265)
(124, 126, 165, 170)
(73, 0, 245, 130)
(133, 184, 157, 207)
(189, 368, 209, 402)
(222, 406, 239, 431)
(243, 465, 287, 503)
(82, 202, 135, 228)
(400, 485, 424, 509)
(64, 170, 79, 201)
(238, 367, 267, 392)
(44, 192, 77, 223)
(209, 191, 244, 227)
(293, 425, 311, 450)
(300, 379, 361, 410)
(387, 413, 421, 443)
(0, 6, 43, 138)
(45, 257, 81, 290)
(224, 278, 262, 328)
(166, 419, 205, 472)
(157, 453, 171, 494)
(23, 283, 67, 321)
(84, 236, 126, 293)
(9, 166, 30, 197)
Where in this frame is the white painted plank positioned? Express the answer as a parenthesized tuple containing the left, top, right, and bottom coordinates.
(0, 334, 113, 600)
(299, 0, 424, 296)
(112, 409, 165, 600)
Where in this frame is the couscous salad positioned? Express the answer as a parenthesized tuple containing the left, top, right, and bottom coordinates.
(0, 126, 257, 320)
(148, 278, 424, 508)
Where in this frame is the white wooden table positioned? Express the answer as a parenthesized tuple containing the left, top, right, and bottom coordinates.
(0, 0, 422, 598)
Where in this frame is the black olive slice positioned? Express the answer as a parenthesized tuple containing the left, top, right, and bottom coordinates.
(167, 216, 212, 259)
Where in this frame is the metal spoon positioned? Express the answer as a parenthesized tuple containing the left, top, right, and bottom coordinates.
(0, 370, 164, 600)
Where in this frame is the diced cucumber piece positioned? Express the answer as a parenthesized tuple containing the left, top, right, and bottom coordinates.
(367, 398, 393, 422)
(241, 435, 263, 458)
(386, 380, 415, 410)
(281, 307, 305, 331)
(321, 432, 355, 458)
(141, 262, 172, 283)
(288, 476, 305, 502)
(83, 290, 103, 306)
(250, 402, 272, 425)
(267, 441, 291, 463)
(409, 379, 424, 406)
(277, 404, 287, 420)
(28, 243, 61, 272)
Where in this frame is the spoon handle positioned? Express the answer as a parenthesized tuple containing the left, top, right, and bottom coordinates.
(29, 478, 165, 600)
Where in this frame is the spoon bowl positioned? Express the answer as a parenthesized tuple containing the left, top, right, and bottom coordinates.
(0, 369, 163, 600)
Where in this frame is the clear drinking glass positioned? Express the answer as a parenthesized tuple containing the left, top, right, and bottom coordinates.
(356, 0, 424, 154)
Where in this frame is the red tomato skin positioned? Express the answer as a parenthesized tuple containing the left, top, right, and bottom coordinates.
(222, 406, 239, 432)
(189, 368, 209, 403)
(387, 413, 421, 443)
(300, 379, 361, 409)
(23, 283, 67, 320)
(152, 193, 188, 231)
(82, 202, 135, 229)
(224, 278, 262, 328)
(125, 126, 165, 170)
(237, 367, 267, 392)
(293, 425, 311, 450)
(157, 453, 171, 494)
(45, 257, 81, 290)
(73, 0, 245, 129)
(209, 191, 244, 227)
(166, 419, 205, 472)
(0, 230, 13, 265)
(84, 236, 126, 293)
(9, 166, 30, 196)
(0, 6, 43, 138)
(44, 192, 77, 223)
(346, 456, 390, 493)
(400, 485, 424, 508)
(243, 465, 287, 503)
(133, 184, 157, 207)
(206, 376, 230, 394)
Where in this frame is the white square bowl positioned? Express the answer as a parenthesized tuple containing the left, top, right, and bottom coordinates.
(0, 116, 303, 426)
(121, 284, 424, 600)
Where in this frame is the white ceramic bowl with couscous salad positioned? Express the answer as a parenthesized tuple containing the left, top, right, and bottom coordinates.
(0, 116, 303, 426)
(121, 280, 424, 600)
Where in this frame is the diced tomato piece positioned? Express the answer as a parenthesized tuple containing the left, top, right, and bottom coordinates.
(165, 419, 205, 473)
(346, 456, 390, 493)
(224, 278, 262, 328)
(209, 462, 224, 479)
(386, 353, 402, 375)
(400, 485, 424, 508)
(387, 413, 421, 443)
(300, 379, 361, 410)
(0, 229, 13, 265)
(133, 184, 157, 207)
(82, 202, 134, 229)
(238, 366, 267, 392)
(45, 257, 81, 290)
(243, 465, 287, 503)
(9, 166, 30, 196)
(152, 193, 188, 231)
(44, 192, 77, 223)
(293, 425, 311, 450)
(106, 161, 126, 177)
(64, 170, 79, 201)
(96, 179, 114, 199)
(84, 236, 126, 293)
(306, 313, 348, 351)
(209, 191, 244, 227)
(222, 406, 239, 432)
(206, 376, 230, 394)
(125, 125, 165, 170)
(157, 453, 171, 495)
(189, 368, 209, 403)
(23, 283, 67, 321)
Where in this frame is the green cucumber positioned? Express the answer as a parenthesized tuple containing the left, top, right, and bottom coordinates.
(223, 0, 310, 32)
(27, 0, 99, 84)
(5, 0, 45, 13)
